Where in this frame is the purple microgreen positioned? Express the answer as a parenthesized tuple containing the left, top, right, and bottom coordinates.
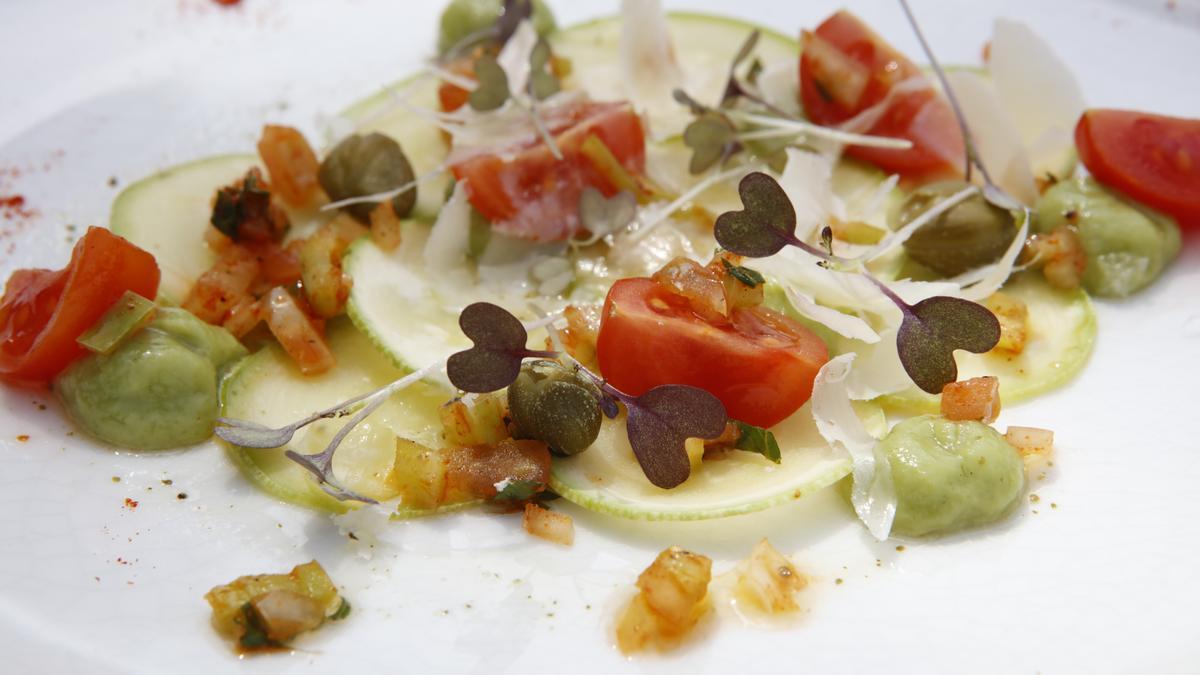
(714, 171, 802, 257)
(468, 55, 511, 112)
(867, 275, 1000, 394)
(734, 420, 781, 464)
(897, 0, 1026, 216)
(721, 259, 765, 288)
(495, 0, 533, 46)
(528, 38, 559, 101)
(672, 88, 709, 115)
(619, 384, 728, 489)
(447, 302, 557, 393)
(682, 112, 741, 175)
(598, 394, 621, 419)
(820, 225, 834, 256)
(745, 57, 764, 86)
(718, 30, 796, 119)
(575, 186, 637, 246)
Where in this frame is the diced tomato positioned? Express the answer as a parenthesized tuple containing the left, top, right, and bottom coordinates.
(0, 227, 160, 385)
(257, 125, 322, 208)
(1075, 109, 1200, 229)
(450, 101, 646, 241)
(438, 57, 477, 113)
(799, 10, 964, 179)
(596, 278, 829, 428)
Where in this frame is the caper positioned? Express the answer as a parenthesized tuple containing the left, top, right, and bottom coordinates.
(1034, 176, 1180, 298)
(507, 360, 602, 456)
(318, 133, 416, 223)
(438, 0, 557, 56)
(893, 181, 1018, 277)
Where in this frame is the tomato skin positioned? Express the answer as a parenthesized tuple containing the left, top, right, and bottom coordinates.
(1075, 109, 1200, 229)
(0, 227, 160, 385)
(799, 10, 964, 179)
(596, 278, 829, 428)
(451, 101, 646, 241)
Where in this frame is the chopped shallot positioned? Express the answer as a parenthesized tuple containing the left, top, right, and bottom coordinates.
(941, 376, 1001, 423)
(522, 503, 574, 546)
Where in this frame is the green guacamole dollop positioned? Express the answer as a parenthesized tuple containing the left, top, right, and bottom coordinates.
(54, 308, 247, 450)
(882, 415, 1025, 537)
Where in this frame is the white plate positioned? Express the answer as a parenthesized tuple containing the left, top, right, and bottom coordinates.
(2, 1, 1199, 673)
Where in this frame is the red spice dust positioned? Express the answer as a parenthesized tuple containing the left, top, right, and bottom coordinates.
(124, 498, 139, 509)
(15, 435, 29, 442)
(0, 195, 35, 221)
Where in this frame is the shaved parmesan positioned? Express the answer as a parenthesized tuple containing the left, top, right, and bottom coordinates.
(497, 20, 539, 97)
(423, 181, 473, 270)
(619, 0, 683, 133)
(989, 19, 1085, 179)
(943, 70, 1038, 206)
(785, 286, 879, 344)
(812, 355, 896, 540)
(777, 148, 845, 241)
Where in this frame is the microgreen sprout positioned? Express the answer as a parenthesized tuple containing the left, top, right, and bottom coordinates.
(713, 170, 1000, 394)
(468, 55, 511, 112)
(530, 308, 728, 488)
(440, 0, 534, 61)
(446, 302, 558, 393)
(573, 186, 637, 247)
(528, 38, 560, 101)
(216, 306, 556, 504)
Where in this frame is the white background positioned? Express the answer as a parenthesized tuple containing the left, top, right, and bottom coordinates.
(1, 1, 1199, 673)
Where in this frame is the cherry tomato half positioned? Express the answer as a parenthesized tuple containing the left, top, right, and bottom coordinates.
(1075, 108, 1200, 229)
(0, 227, 160, 385)
(799, 10, 964, 180)
(596, 278, 829, 428)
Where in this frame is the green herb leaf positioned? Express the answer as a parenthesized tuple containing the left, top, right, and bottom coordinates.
(734, 421, 781, 464)
(895, 295, 1001, 394)
(721, 259, 765, 288)
(469, 55, 511, 112)
(714, 171, 799, 257)
(682, 112, 739, 174)
(329, 598, 352, 621)
(493, 478, 545, 502)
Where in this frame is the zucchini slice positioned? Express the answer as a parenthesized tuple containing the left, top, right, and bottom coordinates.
(110, 154, 259, 303)
(878, 273, 1097, 413)
(219, 319, 461, 515)
(550, 402, 884, 521)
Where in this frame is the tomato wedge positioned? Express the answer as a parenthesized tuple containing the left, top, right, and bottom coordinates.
(1075, 109, 1200, 229)
(0, 227, 160, 385)
(799, 10, 964, 179)
(450, 100, 646, 242)
(596, 278, 829, 428)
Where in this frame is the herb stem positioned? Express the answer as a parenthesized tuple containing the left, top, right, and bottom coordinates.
(897, 0, 989, 185)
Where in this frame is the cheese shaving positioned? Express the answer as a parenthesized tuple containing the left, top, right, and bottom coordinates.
(812, 354, 896, 541)
(423, 181, 473, 270)
(784, 286, 880, 344)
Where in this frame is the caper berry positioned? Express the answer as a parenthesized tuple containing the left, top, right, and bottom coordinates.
(318, 133, 416, 223)
(1034, 176, 1180, 297)
(894, 181, 1018, 277)
(507, 360, 602, 456)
